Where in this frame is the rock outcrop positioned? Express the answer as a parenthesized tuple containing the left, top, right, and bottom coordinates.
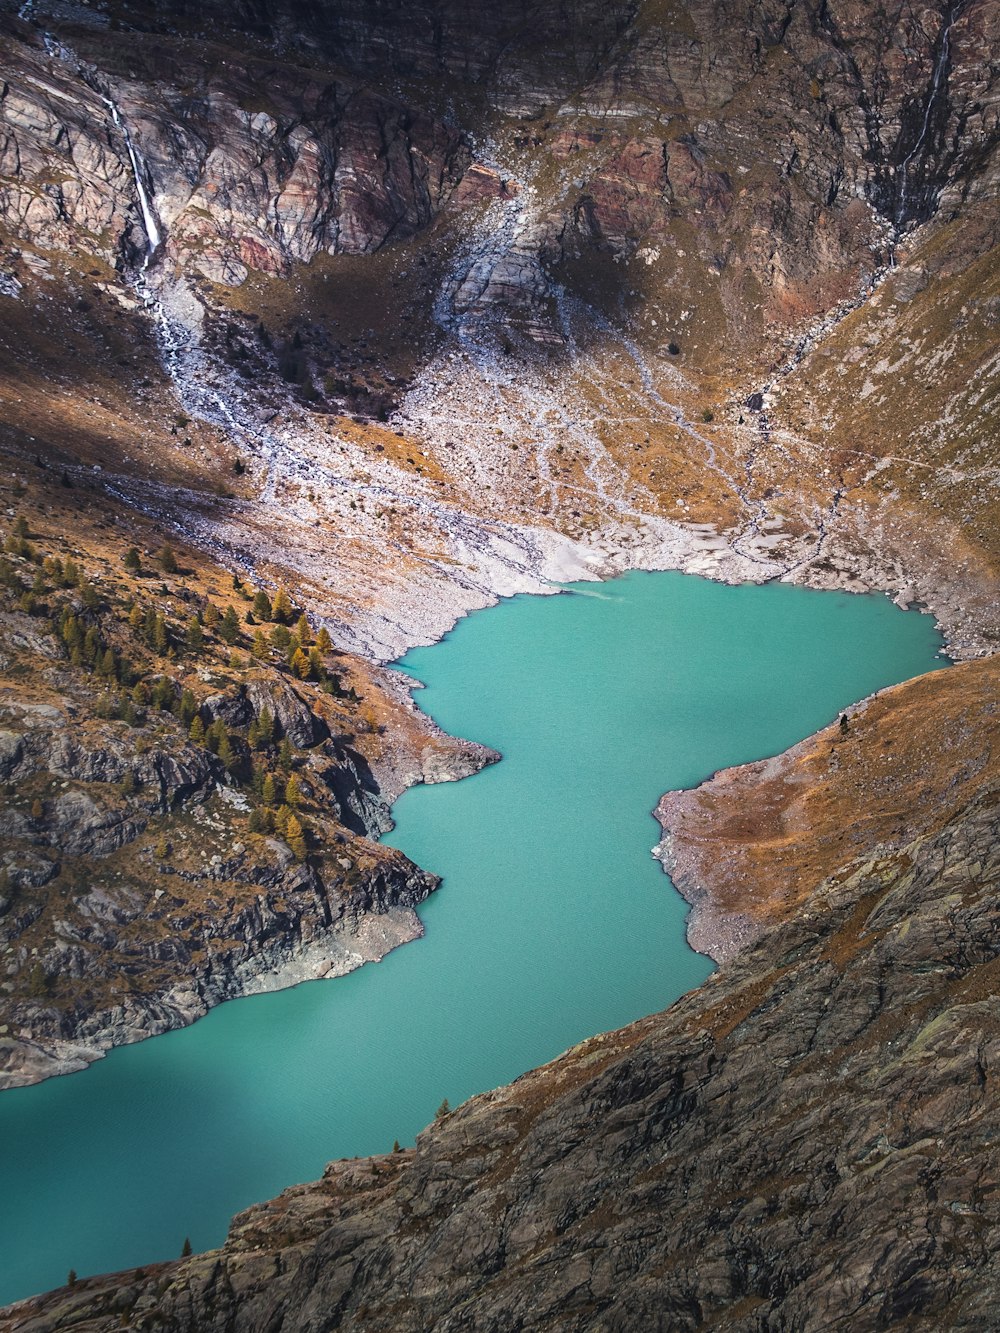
(8, 778, 1000, 1330)
(654, 654, 1000, 963)
(0, 485, 494, 1089)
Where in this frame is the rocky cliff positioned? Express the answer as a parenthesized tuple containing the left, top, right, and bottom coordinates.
(7, 773, 1000, 1330)
(0, 466, 493, 1088)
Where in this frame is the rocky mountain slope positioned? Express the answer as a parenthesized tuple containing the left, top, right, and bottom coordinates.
(8, 768, 1000, 1330)
(0, 0, 997, 655)
(0, 0, 999, 1322)
(0, 464, 491, 1088)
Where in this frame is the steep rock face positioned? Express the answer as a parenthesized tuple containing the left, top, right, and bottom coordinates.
(0, 28, 471, 280)
(8, 783, 1000, 1330)
(0, 479, 495, 1089)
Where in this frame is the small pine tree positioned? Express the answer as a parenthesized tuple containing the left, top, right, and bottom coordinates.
(251, 629, 269, 660)
(153, 613, 169, 655)
(203, 603, 219, 630)
(270, 624, 291, 650)
(132, 681, 150, 705)
(271, 587, 293, 624)
(219, 606, 240, 645)
(97, 647, 117, 678)
(83, 625, 101, 665)
(290, 647, 311, 680)
(278, 738, 293, 773)
(12, 515, 28, 537)
(128, 603, 144, 633)
(81, 584, 100, 611)
(155, 836, 170, 859)
(252, 590, 273, 622)
(205, 718, 227, 755)
(308, 647, 324, 680)
(186, 617, 204, 652)
(839, 713, 849, 736)
(67, 1269, 77, 1288)
(294, 613, 311, 645)
(248, 807, 265, 834)
(119, 771, 138, 797)
(159, 544, 178, 574)
(274, 803, 292, 837)
(435, 1099, 450, 1121)
(392, 1139, 402, 1153)
(189, 716, 206, 744)
(181, 1237, 192, 1258)
(285, 813, 306, 860)
(62, 558, 80, 588)
(284, 773, 303, 808)
(259, 709, 276, 746)
(123, 547, 142, 573)
(262, 773, 277, 806)
(315, 626, 333, 654)
(218, 732, 237, 771)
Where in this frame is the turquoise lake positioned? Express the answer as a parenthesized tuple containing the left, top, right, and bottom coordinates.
(0, 570, 944, 1306)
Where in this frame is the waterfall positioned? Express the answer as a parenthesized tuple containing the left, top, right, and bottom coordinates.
(100, 95, 162, 259)
(895, 1, 964, 228)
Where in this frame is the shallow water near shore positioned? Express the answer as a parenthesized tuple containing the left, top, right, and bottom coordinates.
(0, 570, 943, 1306)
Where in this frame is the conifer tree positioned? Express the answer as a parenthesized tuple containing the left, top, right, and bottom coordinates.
(285, 813, 306, 860)
(308, 647, 324, 680)
(284, 773, 303, 808)
(315, 626, 333, 654)
(159, 544, 178, 574)
(203, 603, 219, 630)
(186, 617, 204, 652)
(279, 738, 294, 773)
(252, 589, 273, 622)
(271, 587, 293, 624)
(132, 680, 150, 705)
(189, 716, 206, 744)
(123, 547, 141, 573)
(219, 606, 240, 644)
(251, 629, 268, 660)
(290, 647, 311, 680)
(294, 613, 311, 644)
(270, 624, 291, 649)
(262, 773, 277, 806)
(218, 731, 237, 772)
(97, 647, 117, 678)
(274, 803, 292, 836)
(153, 613, 169, 655)
(128, 603, 144, 633)
(178, 689, 198, 726)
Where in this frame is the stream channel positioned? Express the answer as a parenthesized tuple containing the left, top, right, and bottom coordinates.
(0, 569, 944, 1304)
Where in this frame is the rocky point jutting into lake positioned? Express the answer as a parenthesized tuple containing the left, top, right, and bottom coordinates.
(0, 0, 998, 1325)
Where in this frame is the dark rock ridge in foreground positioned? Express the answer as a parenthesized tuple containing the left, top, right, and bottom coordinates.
(7, 783, 1000, 1330)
